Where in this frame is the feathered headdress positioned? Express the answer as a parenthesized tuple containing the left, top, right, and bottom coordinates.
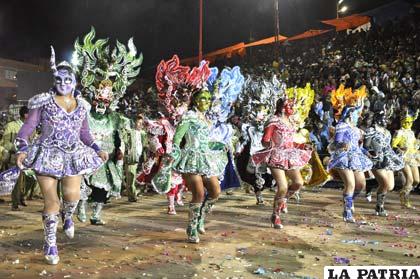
(402, 109, 419, 124)
(72, 26, 143, 110)
(239, 74, 285, 123)
(155, 55, 210, 119)
(206, 66, 245, 123)
(331, 84, 366, 121)
(286, 83, 315, 126)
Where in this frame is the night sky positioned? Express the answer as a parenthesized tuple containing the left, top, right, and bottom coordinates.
(0, 0, 395, 69)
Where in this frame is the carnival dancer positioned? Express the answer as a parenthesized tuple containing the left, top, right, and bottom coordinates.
(287, 84, 330, 202)
(364, 105, 404, 216)
(146, 55, 192, 214)
(328, 85, 372, 222)
(164, 60, 227, 243)
(13, 47, 106, 265)
(252, 97, 313, 229)
(207, 66, 245, 194)
(72, 27, 142, 224)
(235, 74, 283, 205)
(392, 110, 419, 209)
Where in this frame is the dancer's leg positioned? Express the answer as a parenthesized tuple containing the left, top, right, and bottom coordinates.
(270, 168, 288, 229)
(61, 175, 81, 238)
(37, 175, 60, 265)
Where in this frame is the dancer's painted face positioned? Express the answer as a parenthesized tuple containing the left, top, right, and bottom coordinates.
(194, 90, 212, 112)
(401, 118, 413, 129)
(54, 68, 76, 96)
(350, 109, 360, 125)
(283, 100, 294, 117)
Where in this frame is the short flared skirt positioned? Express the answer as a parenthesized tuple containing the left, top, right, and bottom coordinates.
(252, 147, 312, 170)
(24, 143, 103, 179)
(327, 150, 372, 172)
(172, 143, 228, 177)
(370, 150, 404, 171)
(403, 150, 420, 167)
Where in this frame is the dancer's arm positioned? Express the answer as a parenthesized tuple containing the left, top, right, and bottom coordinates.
(80, 116, 101, 153)
(15, 108, 41, 153)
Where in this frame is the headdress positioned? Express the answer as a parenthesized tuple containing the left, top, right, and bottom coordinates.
(401, 109, 419, 124)
(155, 55, 210, 119)
(72, 26, 143, 110)
(331, 84, 366, 121)
(239, 74, 285, 124)
(206, 66, 245, 123)
(50, 46, 75, 74)
(286, 83, 315, 126)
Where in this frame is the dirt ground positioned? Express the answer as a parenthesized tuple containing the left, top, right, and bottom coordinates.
(0, 188, 418, 279)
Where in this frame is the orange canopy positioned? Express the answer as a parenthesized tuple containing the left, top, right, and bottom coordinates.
(244, 34, 288, 48)
(181, 42, 246, 65)
(321, 14, 370, 31)
(286, 29, 332, 41)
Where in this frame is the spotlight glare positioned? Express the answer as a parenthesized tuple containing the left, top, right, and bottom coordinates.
(339, 6, 348, 13)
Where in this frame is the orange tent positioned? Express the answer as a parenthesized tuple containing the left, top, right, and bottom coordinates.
(181, 42, 246, 65)
(244, 34, 288, 48)
(286, 29, 332, 41)
(321, 14, 370, 31)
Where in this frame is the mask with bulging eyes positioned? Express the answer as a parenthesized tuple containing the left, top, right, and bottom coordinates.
(93, 80, 114, 114)
(54, 68, 76, 96)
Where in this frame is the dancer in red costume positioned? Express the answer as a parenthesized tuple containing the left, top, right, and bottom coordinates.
(252, 98, 312, 229)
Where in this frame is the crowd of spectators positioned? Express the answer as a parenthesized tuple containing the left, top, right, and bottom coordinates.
(236, 13, 420, 156)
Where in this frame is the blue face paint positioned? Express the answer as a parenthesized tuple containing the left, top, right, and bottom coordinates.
(350, 109, 360, 125)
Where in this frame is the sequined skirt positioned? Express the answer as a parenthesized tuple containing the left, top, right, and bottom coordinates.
(252, 147, 312, 170)
(328, 149, 372, 172)
(403, 150, 420, 167)
(370, 149, 404, 171)
(172, 142, 228, 177)
(24, 142, 103, 179)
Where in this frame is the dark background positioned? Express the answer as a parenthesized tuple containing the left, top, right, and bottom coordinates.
(0, 0, 396, 69)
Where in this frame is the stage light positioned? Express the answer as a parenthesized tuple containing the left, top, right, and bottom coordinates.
(71, 51, 79, 67)
(339, 6, 348, 13)
(338, 0, 344, 5)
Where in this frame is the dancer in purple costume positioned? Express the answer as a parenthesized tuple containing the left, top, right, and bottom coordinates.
(15, 47, 107, 265)
(327, 85, 372, 223)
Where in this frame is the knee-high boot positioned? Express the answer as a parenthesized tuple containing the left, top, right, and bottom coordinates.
(343, 194, 355, 223)
(270, 197, 287, 229)
(77, 200, 87, 223)
(375, 192, 388, 217)
(197, 197, 218, 234)
(167, 194, 176, 215)
(61, 200, 79, 239)
(186, 203, 201, 243)
(42, 213, 60, 265)
(90, 202, 106, 225)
